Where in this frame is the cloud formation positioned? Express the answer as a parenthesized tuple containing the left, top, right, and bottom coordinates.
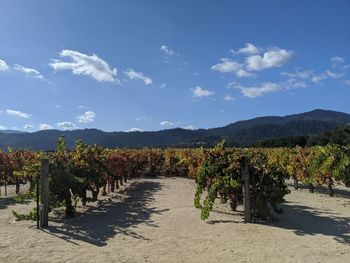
(281, 64, 345, 85)
(330, 56, 345, 68)
(224, 95, 236, 101)
(124, 68, 153, 85)
(160, 120, 174, 127)
(183, 124, 196, 130)
(231, 43, 261, 55)
(160, 45, 176, 56)
(38, 123, 53, 130)
(13, 64, 44, 79)
(0, 59, 9, 72)
(136, 116, 152, 122)
(50, 50, 118, 83)
(23, 124, 34, 129)
(57, 121, 77, 130)
(77, 111, 96, 123)
(245, 48, 293, 71)
(6, 109, 32, 118)
(211, 58, 252, 77)
(212, 44, 293, 77)
(127, 128, 143, 132)
(231, 82, 281, 98)
(191, 86, 214, 98)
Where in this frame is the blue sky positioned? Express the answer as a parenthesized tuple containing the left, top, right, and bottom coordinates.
(0, 0, 349, 132)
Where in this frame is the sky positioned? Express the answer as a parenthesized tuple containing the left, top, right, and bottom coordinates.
(0, 0, 350, 132)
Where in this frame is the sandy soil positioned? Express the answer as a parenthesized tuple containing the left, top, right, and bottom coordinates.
(0, 177, 349, 263)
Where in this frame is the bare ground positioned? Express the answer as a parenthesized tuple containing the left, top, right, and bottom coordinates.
(0, 177, 349, 263)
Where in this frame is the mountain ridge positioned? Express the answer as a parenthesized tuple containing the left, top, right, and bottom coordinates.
(1, 109, 349, 150)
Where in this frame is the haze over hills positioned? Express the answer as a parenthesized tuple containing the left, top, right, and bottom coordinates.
(1, 109, 349, 150)
(0, 130, 28, 135)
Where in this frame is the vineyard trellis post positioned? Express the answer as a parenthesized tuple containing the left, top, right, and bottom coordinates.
(40, 159, 49, 228)
(148, 155, 153, 175)
(241, 157, 251, 223)
(169, 156, 174, 177)
(36, 175, 39, 229)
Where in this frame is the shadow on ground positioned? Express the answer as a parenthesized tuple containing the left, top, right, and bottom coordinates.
(43, 180, 168, 247)
(0, 197, 31, 210)
(267, 202, 350, 244)
(287, 181, 350, 200)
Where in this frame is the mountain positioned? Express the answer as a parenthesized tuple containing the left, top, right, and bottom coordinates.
(0, 130, 28, 135)
(0, 109, 349, 150)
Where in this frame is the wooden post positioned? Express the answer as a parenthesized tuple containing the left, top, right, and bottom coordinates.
(40, 159, 49, 228)
(148, 155, 152, 174)
(169, 157, 174, 177)
(128, 165, 132, 180)
(293, 177, 299, 190)
(36, 175, 40, 229)
(4, 180, 7, 196)
(241, 157, 251, 223)
(328, 175, 334, 197)
(15, 178, 20, 194)
(107, 177, 110, 195)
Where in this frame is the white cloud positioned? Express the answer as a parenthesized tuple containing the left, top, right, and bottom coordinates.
(284, 79, 307, 89)
(306, 70, 342, 83)
(345, 80, 350, 86)
(78, 105, 89, 109)
(213, 45, 293, 77)
(325, 70, 343, 79)
(57, 122, 77, 130)
(160, 45, 176, 56)
(0, 125, 7, 130)
(191, 86, 215, 98)
(246, 48, 293, 71)
(330, 56, 345, 67)
(6, 109, 32, 118)
(224, 95, 236, 101)
(0, 59, 9, 72)
(13, 64, 44, 79)
(231, 43, 261, 55)
(23, 124, 34, 129)
(282, 67, 344, 85)
(123, 68, 153, 85)
(50, 49, 118, 83)
(77, 111, 96, 123)
(160, 120, 174, 127)
(183, 124, 196, 130)
(281, 70, 313, 79)
(136, 116, 152, 122)
(159, 83, 167, 88)
(231, 82, 281, 98)
(211, 58, 252, 77)
(53, 105, 61, 109)
(311, 74, 325, 84)
(38, 123, 53, 130)
(235, 68, 253, 77)
(127, 127, 143, 132)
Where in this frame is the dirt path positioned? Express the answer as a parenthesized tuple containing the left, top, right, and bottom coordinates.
(1, 177, 350, 263)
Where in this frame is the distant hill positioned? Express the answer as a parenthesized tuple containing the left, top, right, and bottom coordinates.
(0, 109, 349, 150)
(0, 130, 27, 135)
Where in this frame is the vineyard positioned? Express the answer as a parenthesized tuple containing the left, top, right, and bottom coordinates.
(1, 137, 350, 222)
